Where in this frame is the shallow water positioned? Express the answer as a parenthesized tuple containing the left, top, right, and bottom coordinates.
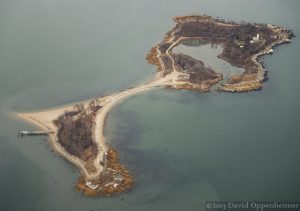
(1, 0, 300, 210)
(173, 43, 244, 80)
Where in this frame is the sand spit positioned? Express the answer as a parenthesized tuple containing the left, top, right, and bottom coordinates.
(17, 15, 294, 196)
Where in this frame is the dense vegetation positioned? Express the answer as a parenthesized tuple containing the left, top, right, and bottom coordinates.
(174, 19, 278, 72)
(174, 53, 221, 83)
(53, 101, 101, 162)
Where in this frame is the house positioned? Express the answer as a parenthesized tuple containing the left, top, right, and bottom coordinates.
(250, 34, 260, 44)
(253, 34, 260, 41)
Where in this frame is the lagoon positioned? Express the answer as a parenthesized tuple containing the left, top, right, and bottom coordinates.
(0, 0, 300, 210)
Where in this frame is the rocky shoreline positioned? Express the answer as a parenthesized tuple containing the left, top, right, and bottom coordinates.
(147, 15, 295, 93)
(18, 14, 294, 198)
(76, 148, 134, 197)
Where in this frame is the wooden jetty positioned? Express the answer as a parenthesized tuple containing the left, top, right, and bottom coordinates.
(18, 130, 54, 136)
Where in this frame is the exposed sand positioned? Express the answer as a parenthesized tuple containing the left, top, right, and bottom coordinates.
(15, 25, 219, 181)
(18, 105, 93, 178)
(16, 17, 292, 182)
(17, 65, 184, 180)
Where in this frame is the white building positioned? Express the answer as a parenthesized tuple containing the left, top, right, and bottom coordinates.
(86, 181, 98, 190)
(253, 34, 260, 41)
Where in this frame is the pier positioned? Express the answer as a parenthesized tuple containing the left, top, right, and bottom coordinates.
(18, 130, 54, 137)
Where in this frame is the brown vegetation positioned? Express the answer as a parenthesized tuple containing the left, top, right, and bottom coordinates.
(48, 15, 294, 198)
(217, 82, 263, 92)
(146, 46, 163, 71)
(53, 101, 102, 167)
(76, 148, 134, 197)
(147, 15, 294, 92)
(173, 18, 278, 70)
(173, 53, 223, 86)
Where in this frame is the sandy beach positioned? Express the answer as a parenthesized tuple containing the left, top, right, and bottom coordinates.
(17, 66, 185, 180)
(16, 15, 294, 195)
(17, 105, 93, 178)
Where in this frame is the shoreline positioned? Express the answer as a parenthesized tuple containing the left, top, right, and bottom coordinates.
(16, 14, 294, 196)
(16, 69, 185, 196)
(152, 15, 294, 93)
(17, 108, 91, 178)
(217, 31, 293, 92)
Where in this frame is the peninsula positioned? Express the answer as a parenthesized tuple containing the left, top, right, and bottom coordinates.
(18, 15, 294, 196)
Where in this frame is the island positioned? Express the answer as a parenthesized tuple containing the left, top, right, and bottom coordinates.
(17, 15, 294, 197)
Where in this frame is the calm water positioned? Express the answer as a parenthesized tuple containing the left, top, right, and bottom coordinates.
(0, 0, 300, 210)
(173, 43, 244, 80)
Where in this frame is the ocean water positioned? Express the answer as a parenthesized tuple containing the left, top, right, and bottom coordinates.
(0, 0, 299, 210)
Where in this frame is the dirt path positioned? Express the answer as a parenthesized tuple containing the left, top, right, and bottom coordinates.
(17, 58, 184, 180)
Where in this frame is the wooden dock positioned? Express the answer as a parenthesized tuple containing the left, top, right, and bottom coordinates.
(18, 131, 54, 136)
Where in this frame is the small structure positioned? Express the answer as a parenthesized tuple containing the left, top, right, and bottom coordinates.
(250, 34, 260, 44)
(18, 131, 54, 136)
(86, 181, 98, 190)
(253, 34, 260, 41)
(267, 48, 274, 54)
